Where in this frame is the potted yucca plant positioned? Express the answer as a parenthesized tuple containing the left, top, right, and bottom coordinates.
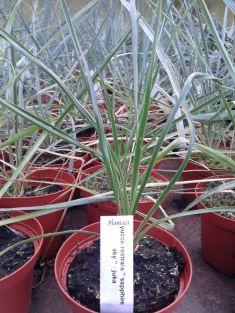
(51, 0, 198, 311)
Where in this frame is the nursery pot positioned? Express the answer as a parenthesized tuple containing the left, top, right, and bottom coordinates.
(195, 174, 235, 274)
(55, 220, 192, 313)
(76, 132, 102, 171)
(0, 211, 43, 313)
(153, 157, 213, 208)
(22, 138, 90, 176)
(33, 94, 61, 105)
(79, 164, 168, 224)
(0, 168, 75, 257)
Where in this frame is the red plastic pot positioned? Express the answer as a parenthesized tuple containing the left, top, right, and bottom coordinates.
(32, 94, 61, 105)
(153, 157, 213, 208)
(195, 174, 235, 274)
(96, 100, 127, 118)
(0, 169, 75, 257)
(0, 211, 43, 313)
(76, 131, 98, 146)
(79, 164, 168, 224)
(55, 220, 192, 313)
(76, 132, 102, 171)
(82, 157, 101, 170)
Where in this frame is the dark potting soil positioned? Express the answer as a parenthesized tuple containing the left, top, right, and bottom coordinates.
(35, 152, 65, 165)
(77, 127, 96, 138)
(0, 218, 34, 279)
(23, 184, 62, 197)
(203, 181, 235, 220)
(67, 236, 185, 313)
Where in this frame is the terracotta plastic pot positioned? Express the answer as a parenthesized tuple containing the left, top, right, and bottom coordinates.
(0, 211, 43, 313)
(195, 174, 235, 274)
(153, 157, 213, 208)
(55, 220, 192, 313)
(0, 169, 75, 257)
(79, 164, 168, 224)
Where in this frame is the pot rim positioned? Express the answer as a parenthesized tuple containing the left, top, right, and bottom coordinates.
(0, 168, 75, 200)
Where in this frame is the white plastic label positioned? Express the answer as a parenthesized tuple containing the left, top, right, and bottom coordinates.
(100, 215, 134, 313)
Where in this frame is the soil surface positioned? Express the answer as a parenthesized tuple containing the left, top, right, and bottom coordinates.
(76, 127, 96, 138)
(67, 236, 185, 313)
(203, 181, 235, 219)
(23, 184, 62, 197)
(0, 219, 34, 279)
(192, 155, 234, 172)
(35, 152, 66, 165)
(35, 151, 83, 165)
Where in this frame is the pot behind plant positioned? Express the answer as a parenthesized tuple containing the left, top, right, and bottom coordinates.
(54, 220, 192, 313)
(195, 174, 235, 274)
(21, 138, 91, 177)
(0, 211, 43, 313)
(153, 157, 213, 209)
(0, 168, 75, 257)
(31, 151, 88, 177)
(79, 164, 169, 224)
